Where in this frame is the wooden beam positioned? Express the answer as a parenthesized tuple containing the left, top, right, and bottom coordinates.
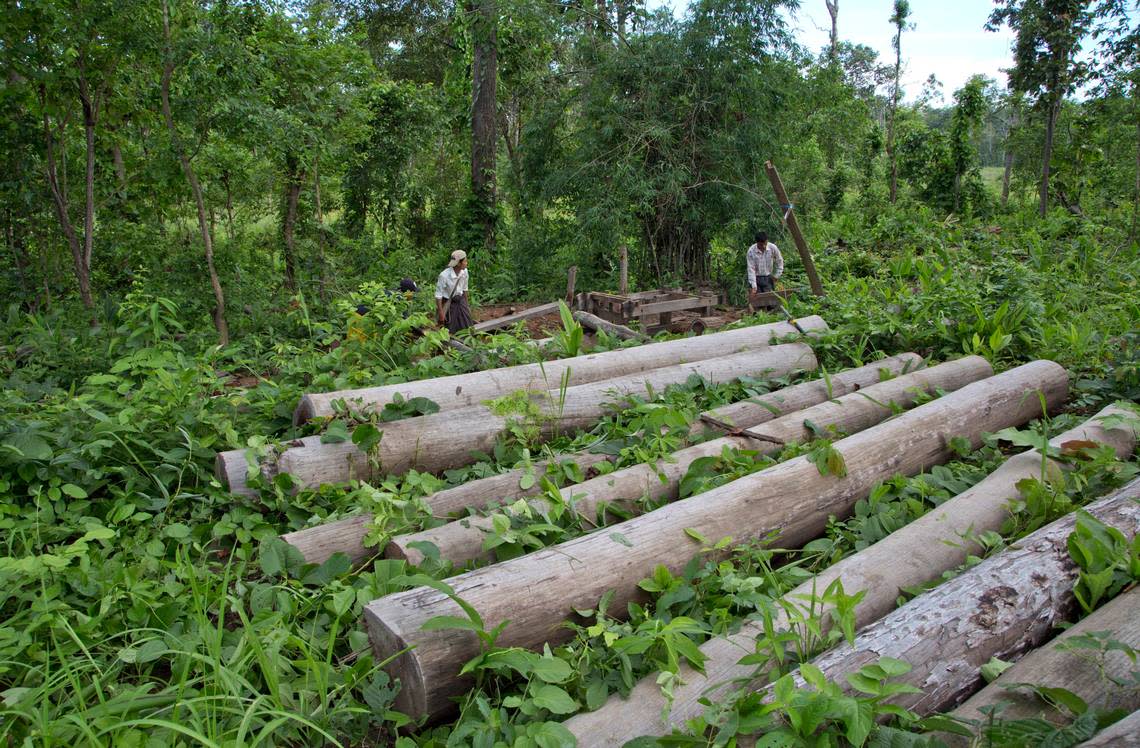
(619, 245, 628, 294)
(471, 301, 560, 333)
(565, 266, 577, 303)
(573, 311, 648, 341)
(765, 160, 824, 297)
(631, 295, 719, 317)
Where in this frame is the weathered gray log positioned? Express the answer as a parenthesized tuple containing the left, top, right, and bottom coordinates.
(1077, 709, 1140, 747)
(756, 480, 1140, 722)
(690, 316, 726, 335)
(363, 360, 1068, 721)
(291, 316, 826, 424)
(387, 356, 991, 566)
(565, 404, 1139, 744)
(948, 585, 1140, 737)
(572, 310, 648, 342)
(227, 345, 816, 496)
(284, 355, 921, 566)
(471, 301, 561, 333)
(280, 451, 613, 566)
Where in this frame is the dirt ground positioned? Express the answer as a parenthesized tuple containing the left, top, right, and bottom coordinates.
(473, 301, 750, 339)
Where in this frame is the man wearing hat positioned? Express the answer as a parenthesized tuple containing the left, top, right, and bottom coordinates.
(435, 250, 473, 333)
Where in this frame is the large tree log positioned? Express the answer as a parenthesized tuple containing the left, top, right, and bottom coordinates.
(1077, 709, 1140, 747)
(387, 356, 991, 566)
(292, 316, 827, 424)
(565, 404, 1139, 744)
(363, 361, 1068, 721)
(947, 585, 1140, 740)
(222, 345, 817, 496)
(750, 480, 1140, 725)
(572, 310, 648, 341)
(283, 355, 921, 566)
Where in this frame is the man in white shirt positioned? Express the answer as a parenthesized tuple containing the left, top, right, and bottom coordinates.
(746, 231, 784, 305)
(435, 250, 473, 333)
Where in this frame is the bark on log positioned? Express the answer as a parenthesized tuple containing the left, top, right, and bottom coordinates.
(947, 585, 1140, 739)
(1077, 709, 1140, 747)
(281, 452, 613, 566)
(226, 345, 816, 496)
(573, 310, 648, 341)
(690, 316, 726, 335)
(387, 356, 991, 567)
(363, 360, 1068, 721)
(471, 301, 561, 333)
(565, 404, 1138, 744)
(284, 355, 920, 566)
(756, 480, 1140, 722)
(291, 316, 826, 424)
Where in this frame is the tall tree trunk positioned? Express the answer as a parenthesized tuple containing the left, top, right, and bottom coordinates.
(887, 27, 902, 203)
(40, 89, 93, 309)
(825, 0, 839, 61)
(282, 155, 302, 292)
(617, 0, 627, 35)
(78, 79, 97, 279)
(471, 0, 497, 252)
(313, 161, 329, 302)
(222, 171, 236, 239)
(1040, 95, 1060, 217)
(1131, 95, 1139, 244)
(1001, 107, 1017, 208)
(160, 1, 230, 346)
(7, 210, 29, 297)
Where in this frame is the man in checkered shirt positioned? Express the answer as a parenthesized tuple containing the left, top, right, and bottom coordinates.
(746, 231, 784, 307)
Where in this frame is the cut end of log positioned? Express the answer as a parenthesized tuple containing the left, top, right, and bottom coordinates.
(363, 606, 431, 718)
(216, 449, 254, 497)
(293, 395, 318, 426)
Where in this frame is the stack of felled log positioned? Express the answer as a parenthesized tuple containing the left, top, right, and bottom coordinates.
(219, 314, 1140, 745)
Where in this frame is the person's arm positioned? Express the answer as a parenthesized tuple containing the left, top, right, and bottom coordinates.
(746, 247, 757, 290)
(773, 244, 784, 279)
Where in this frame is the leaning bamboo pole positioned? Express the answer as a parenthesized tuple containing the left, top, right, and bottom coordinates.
(564, 403, 1138, 744)
(945, 585, 1140, 744)
(283, 354, 922, 566)
(363, 361, 1068, 721)
(387, 356, 990, 566)
(750, 480, 1140, 721)
(292, 316, 827, 424)
(220, 344, 817, 496)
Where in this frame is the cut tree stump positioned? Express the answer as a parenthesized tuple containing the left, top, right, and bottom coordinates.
(289, 316, 827, 425)
(565, 404, 1139, 744)
(223, 345, 817, 496)
(386, 356, 992, 566)
(750, 478, 1140, 722)
(284, 355, 922, 566)
(946, 585, 1140, 744)
(363, 360, 1067, 721)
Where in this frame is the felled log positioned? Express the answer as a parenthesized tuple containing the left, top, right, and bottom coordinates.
(572, 310, 648, 342)
(281, 452, 613, 566)
(690, 316, 726, 335)
(386, 356, 991, 566)
(565, 404, 1139, 744)
(754, 479, 1140, 722)
(363, 360, 1068, 721)
(290, 316, 825, 424)
(223, 344, 817, 496)
(948, 585, 1140, 737)
(1077, 709, 1140, 747)
(285, 355, 920, 566)
(471, 301, 561, 333)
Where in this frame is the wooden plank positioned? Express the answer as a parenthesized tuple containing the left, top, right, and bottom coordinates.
(471, 301, 560, 332)
(631, 296, 712, 317)
(619, 245, 628, 294)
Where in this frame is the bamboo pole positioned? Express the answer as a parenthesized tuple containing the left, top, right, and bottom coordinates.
(387, 356, 990, 566)
(283, 354, 921, 566)
(224, 345, 816, 496)
(565, 404, 1138, 744)
(363, 361, 1068, 721)
(765, 160, 824, 296)
(290, 316, 826, 424)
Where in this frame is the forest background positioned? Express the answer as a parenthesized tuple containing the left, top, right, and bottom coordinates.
(2, 0, 1140, 745)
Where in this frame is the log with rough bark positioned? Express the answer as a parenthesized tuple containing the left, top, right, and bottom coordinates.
(690, 316, 726, 335)
(284, 354, 922, 566)
(290, 316, 826, 424)
(387, 356, 991, 566)
(565, 404, 1139, 744)
(363, 360, 1068, 721)
(1077, 709, 1140, 747)
(572, 310, 648, 341)
(223, 344, 817, 496)
(946, 584, 1140, 740)
(748, 480, 1140, 724)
